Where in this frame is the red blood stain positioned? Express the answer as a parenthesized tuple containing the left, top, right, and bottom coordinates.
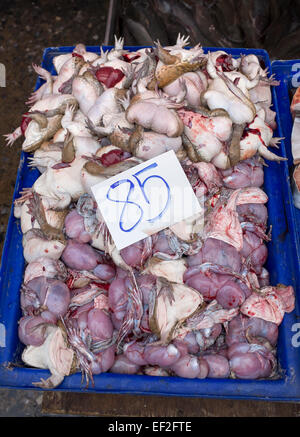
(210, 194, 219, 207)
(241, 126, 267, 147)
(52, 162, 72, 169)
(72, 52, 84, 59)
(95, 67, 124, 88)
(66, 277, 74, 289)
(21, 113, 31, 135)
(99, 149, 125, 167)
(123, 53, 140, 63)
(90, 281, 110, 291)
(216, 54, 234, 72)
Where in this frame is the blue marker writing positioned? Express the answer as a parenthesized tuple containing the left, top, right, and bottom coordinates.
(106, 179, 143, 232)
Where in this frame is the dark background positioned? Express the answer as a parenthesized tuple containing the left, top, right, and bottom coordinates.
(1, 0, 300, 417)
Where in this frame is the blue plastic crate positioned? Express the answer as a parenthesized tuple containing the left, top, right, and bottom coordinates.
(271, 60, 300, 256)
(0, 46, 299, 400)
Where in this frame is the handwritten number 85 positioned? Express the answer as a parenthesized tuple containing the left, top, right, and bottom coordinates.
(106, 162, 170, 233)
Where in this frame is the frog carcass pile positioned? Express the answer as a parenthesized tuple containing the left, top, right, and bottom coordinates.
(5, 36, 295, 388)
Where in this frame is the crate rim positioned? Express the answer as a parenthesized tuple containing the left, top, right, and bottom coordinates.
(0, 45, 299, 400)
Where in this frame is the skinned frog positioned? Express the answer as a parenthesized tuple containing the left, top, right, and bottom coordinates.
(53, 44, 99, 75)
(153, 38, 207, 89)
(163, 71, 208, 108)
(72, 70, 104, 115)
(27, 56, 85, 105)
(239, 110, 286, 162)
(125, 89, 185, 138)
(24, 112, 100, 172)
(203, 70, 257, 125)
(126, 125, 183, 160)
(27, 44, 93, 105)
(178, 108, 233, 169)
(22, 324, 74, 389)
(162, 33, 204, 62)
(242, 54, 280, 130)
(28, 154, 88, 210)
(4, 94, 78, 151)
(28, 141, 63, 173)
(86, 87, 127, 126)
(14, 188, 67, 236)
(206, 50, 240, 78)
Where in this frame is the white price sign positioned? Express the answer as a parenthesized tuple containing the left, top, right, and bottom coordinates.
(91, 150, 203, 250)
